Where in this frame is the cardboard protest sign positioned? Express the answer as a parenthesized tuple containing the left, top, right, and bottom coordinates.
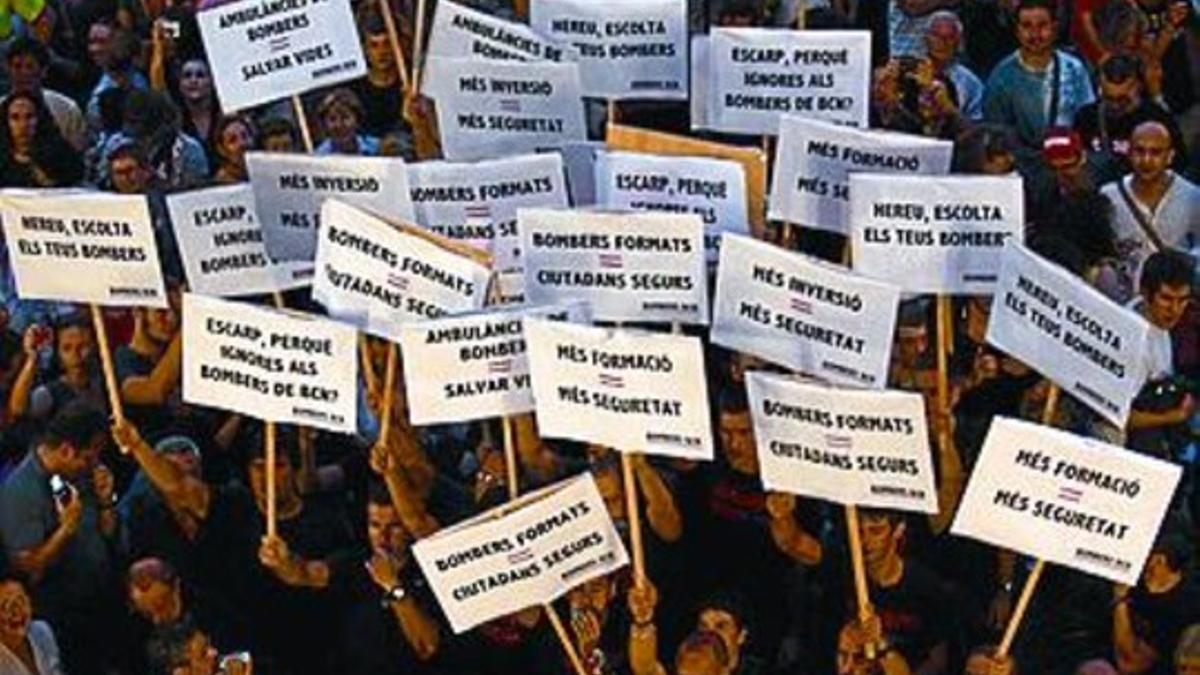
(606, 123, 767, 239)
(693, 28, 871, 134)
(421, 57, 587, 161)
(313, 200, 492, 341)
(768, 116, 953, 234)
(849, 174, 1025, 294)
(952, 417, 1180, 585)
(399, 301, 590, 425)
(712, 234, 899, 388)
(413, 472, 628, 633)
(246, 152, 415, 264)
(166, 184, 308, 297)
(525, 318, 713, 459)
(530, 0, 687, 100)
(408, 152, 569, 303)
(197, 0, 365, 112)
(747, 372, 938, 513)
(182, 293, 357, 433)
(595, 151, 749, 262)
(0, 190, 166, 307)
(986, 244, 1151, 426)
(428, 0, 573, 62)
(519, 208, 707, 325)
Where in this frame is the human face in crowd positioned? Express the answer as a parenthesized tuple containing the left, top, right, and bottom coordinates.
(261, 131, 295, 154)
(896, 325, 928, 368)
(217, 120, 254, 166)
(860, 514, 902, 566)
(127, 572, 181, 626)
(365, 32, 395, 72)
(718, 410, 758, 475)
(1130, 124, 1175, 183)
(1100, 75, 1141, 117)
(367, 502, 409, 559)
(110, 155, 150, 194)
(924, 19, 960, 67)
(7, 54, 44, 94)
(172, 630, 219, 675)
(322, 102, 360, 146)
(57, 325, 93, 374)
(52, 432, 103, 478)
(1145, 283, 1192, 331)
(569, 576, 615, 617)
(141, 303, 180, 344)
(675, 630, 731, 675)
(981, 149, 1016, 175)
(1016, 7, 1056, 60)
(1048, 151, 1089, 193)
(87, 23, 114, 69)
(248, 453, 296, 511)
(0, 581, 33, 644)
(698, 608, 746, 671)
(178, 60, 214, 104)
(7, 98, 38, 153)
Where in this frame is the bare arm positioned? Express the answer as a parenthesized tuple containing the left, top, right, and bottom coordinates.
(8, 489, 82, 584)
(6, 343, 37, 421)
(513, 414, 563, 484)
(632, 457, 681, 543)
(120, 332, 182, 407)
(765, 493, 822, 565)
(1113, 587, 1157, 674)
(258, 535, 331, 589)
(112, 419, 211, 522)
(371, 440, 439, 539)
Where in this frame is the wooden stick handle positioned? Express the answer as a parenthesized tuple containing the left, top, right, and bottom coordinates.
(411, 0, 428, 93)
(378, 0, 412, 93)
(935, 295, 953, 460)
(621, 452, 647, 587)
(265, 421, 278, 539)
(545, 603, 589, 675)
(1041, 384, 1060, 426)
(996, 559, 1045, 657)
(844, 504, 877, 659)
(292, 95, 314, 153)
(501, 416, 519, 501)
(359, 335, 381, 400)
(90, 304, 124, 424)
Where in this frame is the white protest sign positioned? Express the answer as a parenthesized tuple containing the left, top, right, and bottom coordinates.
(413, 472, 628, 634)
(422, 57, 587, 161)
(711, 234, 899, 389)
(197, 0, 365, 113)
(408, 152, 569, 302)
(769, 116, 953, 234)
(167, 184, 308, 297)
(952, 417, 1180, 586)
(986, 244, 1151, 426)
(694, 28, 871, 134)
(428, 0, 573, 62)
(520, 208, 707, 325)
(595, 151, 748, 262)
(525, 319, 713, 459)
(399, 301, 590, 425)
(246, 152, 415, 264)
(849, 174, 1025, 294)
(313, 200, 491, 341)
(182, 293, 357, 433)
(747, 373, 937, 513)
(531, 0, 687, 100)
(0, 191, 166, 307)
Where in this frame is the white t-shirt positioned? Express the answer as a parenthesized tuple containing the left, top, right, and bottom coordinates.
(0, 621, 66, 675)
(1127, 297, 1175, 384)
(1101, 172, 1200, 284)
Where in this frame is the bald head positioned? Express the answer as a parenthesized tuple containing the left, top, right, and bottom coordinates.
(1130, 121, 1174, 183)
(1132, 120, 1170, 144)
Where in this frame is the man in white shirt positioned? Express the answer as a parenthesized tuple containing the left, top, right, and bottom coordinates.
(3, 35, 86, 151)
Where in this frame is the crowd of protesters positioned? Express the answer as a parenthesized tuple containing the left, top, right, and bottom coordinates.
(0, 0, 1198, 673)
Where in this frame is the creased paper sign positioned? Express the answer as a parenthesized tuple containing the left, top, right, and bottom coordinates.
(519, 207, 707, 325)
(413, 473, 628, 633)
(525, 318, 713, 459)
(167, 184, 309, 296)
(531, 0, 687, 100)
(986, 244, 1150, 426)
(247, 152, 415, 265)
(711, 234, 899, 389)
(421, 57, 587, 161)
(849, 174, 1025, 294)
(595, 151, 748, 262)
(952, 417, 1180, 586)
(747, 372, 938, 513)
(313, 200, 491, 341)
(428, 0, 574, 63)
(182, 293, 357, 433)
(399, 301, 590, 425)
(197, 0, 365, 112)
(0, 190, 166, 307)
(768, 116, 953, 234)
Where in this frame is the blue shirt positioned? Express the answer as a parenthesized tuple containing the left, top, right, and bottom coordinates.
(984, 50, 1095, 154)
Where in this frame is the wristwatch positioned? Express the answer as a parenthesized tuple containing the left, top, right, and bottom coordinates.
(385, 584, 407, 604)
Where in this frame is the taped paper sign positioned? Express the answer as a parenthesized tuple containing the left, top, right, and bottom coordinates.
(0, 190, 166, 307)
(849, 174, 1025, 294)
(197, 0, 365, 112)
(413, 473, 628, 634)
(711, 234, 899, 389)
(525, 318, 713, 459)
(693, 28, 871, 134)
(408, 152, 569, 303)
(247, 152, 415, 264)
(428, 0, 573, 62)
(313, 200, 491, 341)
(986, 244, 1150, 426)
(530, 0, 687, 100)
(182, 293, 357, 433)
(595, 151, 749, 261)
(400, 301, 590, 425)
(519, 208, 707, 325)
(747, 372, 938, 513)
(167, 184, 308, 296)
(952, 417, 1180, 586)
(768, 116, 953, 234)
(421, 57, 587, 161)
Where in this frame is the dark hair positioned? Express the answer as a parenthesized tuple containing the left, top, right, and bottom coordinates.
(42, 399, 108, 451)
(1100, 53, 1142, 84)
(5, 35, 50, 69)
(1152, 509, 1193, 571)
(213, 115, 257, 159)
(357, 6, 388, 36)
(1016, 0, 1057, 19)
(259, 116, 298, 143)
(108, 139, 149, 168)
(953, 124, 1016, 173)
(698, 588, 753, 636)
(316, 88, 366, 127)
(1140, 250, 1196, 297)
(367, 478, 393, 508)
(146, 613, 204, 674)
(0, 91, 76, 176)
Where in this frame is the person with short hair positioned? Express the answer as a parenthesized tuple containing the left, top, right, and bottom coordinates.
(1126, 250, 1196, 431)
(0, 575, 65, 674)
(627, 578, 754, 675)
